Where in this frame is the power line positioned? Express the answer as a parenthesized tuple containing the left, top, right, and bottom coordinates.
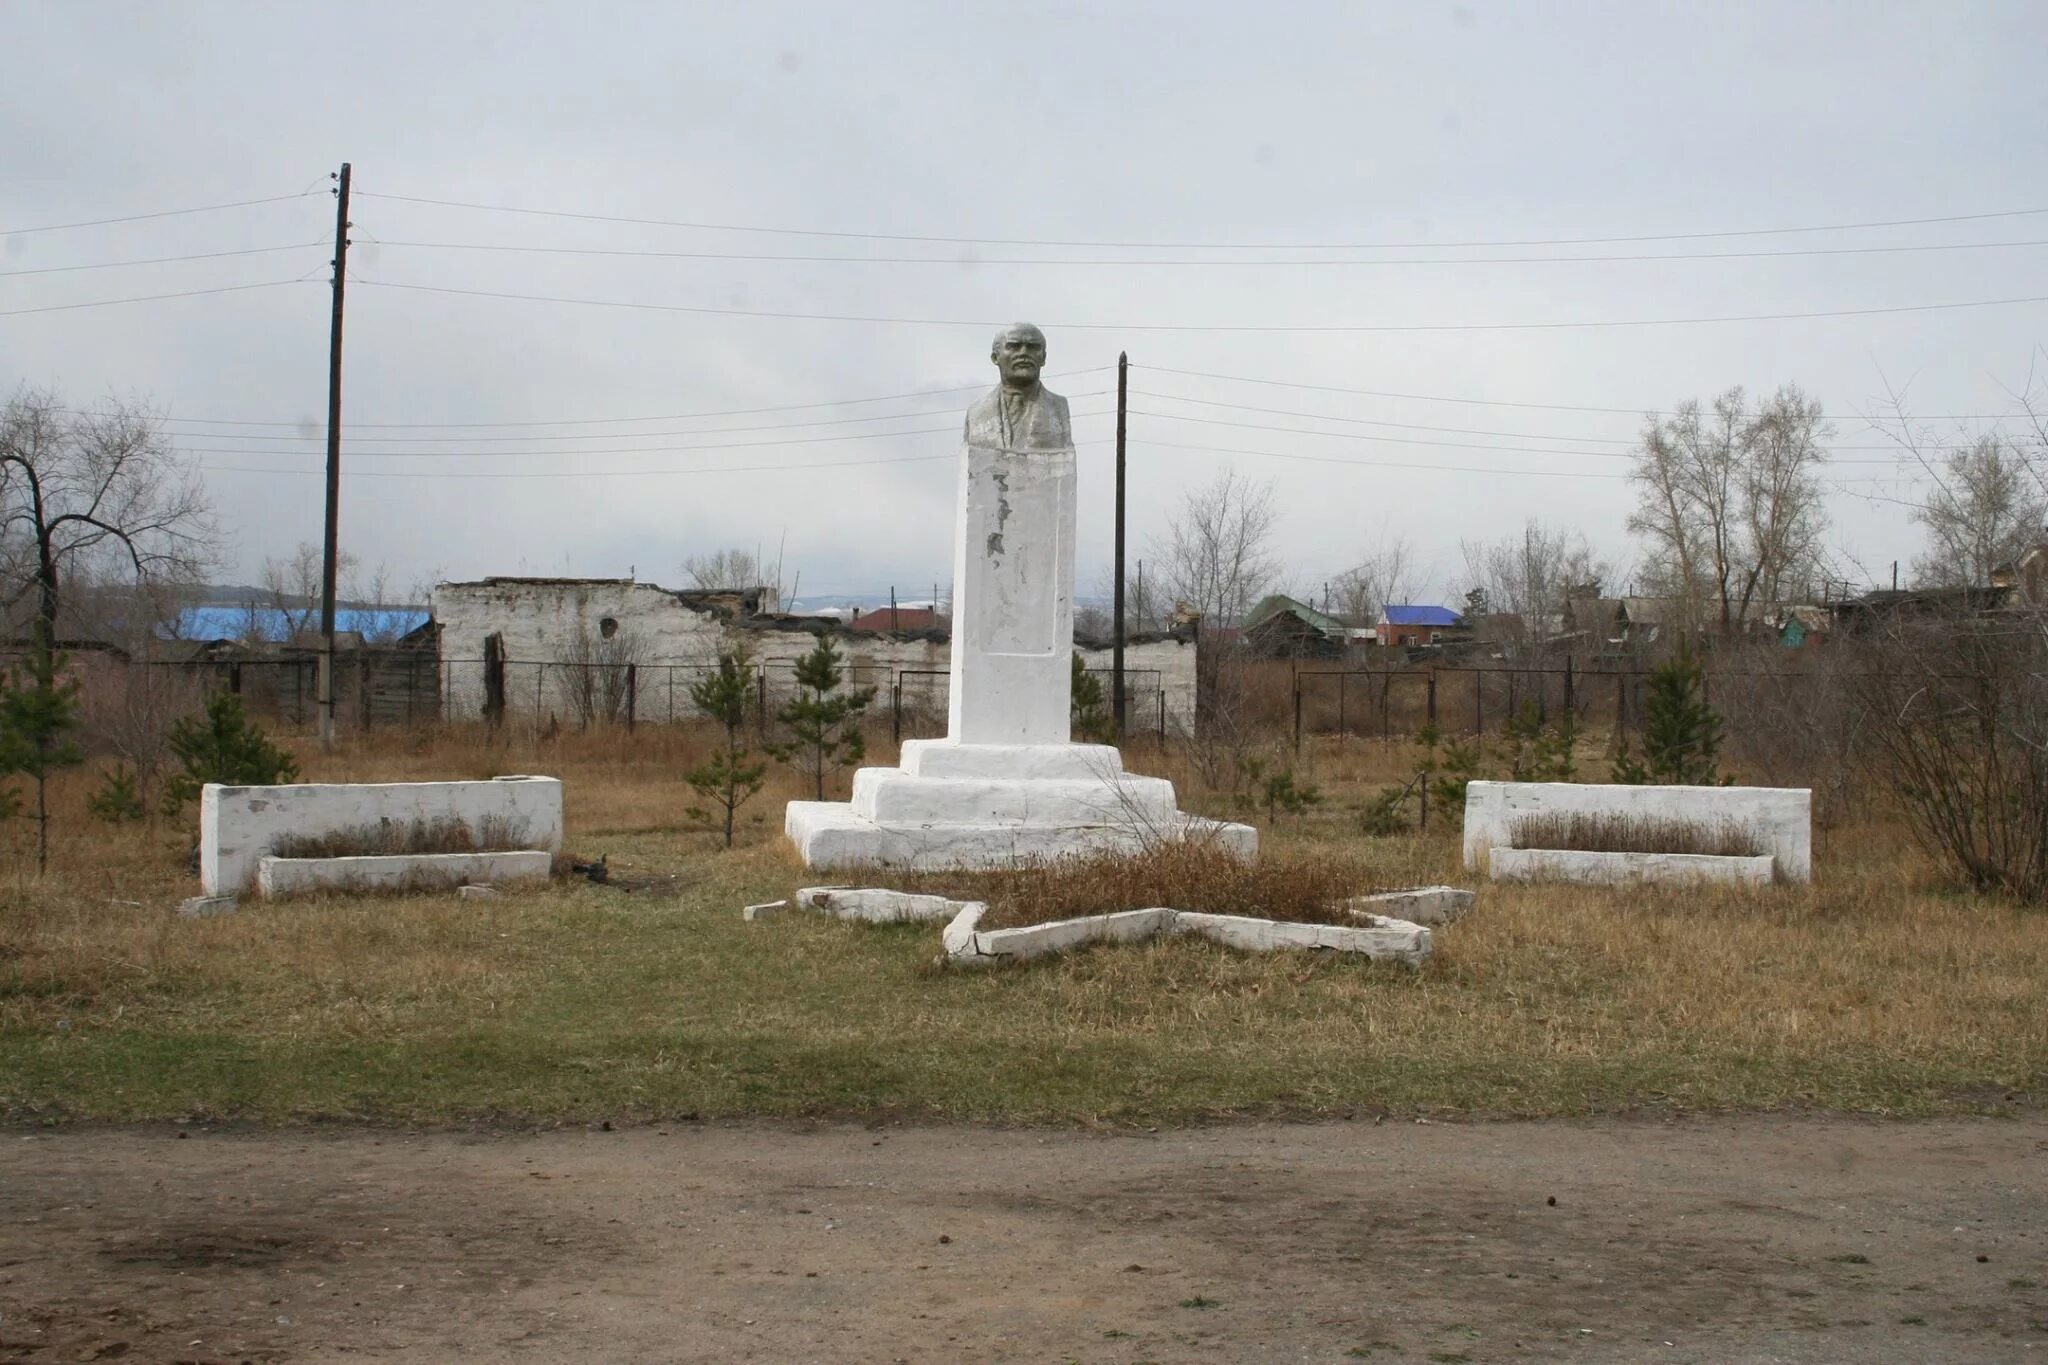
(0, 242, 326, 278)
(168, 409, 1115, 459)
(1133, 437, 1631, 479)
(1139, 363, 2033, 421)
(367, 234, 2048, 268)
(196, 450, 963, 479)
(163, 394, 1114, 445)
(120, 367, 1110, 429)
(355, 278, 2048, 333)
(354, 189, 2048, 250)
(1128, 393, 1922, 455)
(0, 279, 314, 317)
(0, 191, 320, 236)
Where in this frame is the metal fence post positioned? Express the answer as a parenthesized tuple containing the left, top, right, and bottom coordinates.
(1292, 672, 1303, 753)
(1426, 669, 1437, 726)
(892, 676, 902, 745)
(625, 663, 638, 731)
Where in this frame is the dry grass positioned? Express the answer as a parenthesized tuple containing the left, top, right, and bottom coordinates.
(2, 724, 2045, 1125)
(270, 813, 534, 860)
(1510, 812, 1766, 858)
(871, 839, 1397, 931)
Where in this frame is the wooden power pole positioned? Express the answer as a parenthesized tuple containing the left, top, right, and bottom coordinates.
(1112, 350, 1128, 734)
(317, 162, 352, 749)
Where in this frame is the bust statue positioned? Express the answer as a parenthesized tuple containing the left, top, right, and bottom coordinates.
(963, 323, 1073, 452)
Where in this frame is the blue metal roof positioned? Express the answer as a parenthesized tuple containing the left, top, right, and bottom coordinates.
(1382, 604, 1462, 627)
(166, 606, 430, 642)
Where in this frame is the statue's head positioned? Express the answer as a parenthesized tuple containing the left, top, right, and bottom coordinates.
(990, 323, 1047, 388)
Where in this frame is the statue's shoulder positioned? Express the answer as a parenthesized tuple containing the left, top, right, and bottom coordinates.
(964, 387, 1004, 422)
(1041, 387, 1070, 417)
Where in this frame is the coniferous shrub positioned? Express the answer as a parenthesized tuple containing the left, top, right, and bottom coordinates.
(1613, 647, 1725, 785)
(161, 692, 300, 815)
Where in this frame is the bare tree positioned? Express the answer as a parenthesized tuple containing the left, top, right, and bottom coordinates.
(1627, 385, 1829, 635)
(1331, 535, 1417, 627)
(1149, 468, 1281, 629)
(683, 537, 790, 609)
(1460, 519, 1608, 649)
(260, 541, 349, 642)
(1, 385, 217, 654)
(1906, 435, 2048, 588)
(555, 615, 644, 726)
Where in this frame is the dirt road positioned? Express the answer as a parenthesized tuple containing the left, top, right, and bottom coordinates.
(3, 1115, 2044, 1363)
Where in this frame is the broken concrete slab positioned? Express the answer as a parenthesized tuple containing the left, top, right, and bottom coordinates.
(176, 894, 239, 918)
(743, 899, 790, 921)
(1341, 886, 1475, 927)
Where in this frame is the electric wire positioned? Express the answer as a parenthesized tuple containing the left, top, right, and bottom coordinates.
(0, 242, 327, 278)
(352, 190, 2048, 250)
(353, 278, 2048, 333)
(0, 280, 315, 316)
(364, 235, 2048, 267)
(0, 191, 322, 236)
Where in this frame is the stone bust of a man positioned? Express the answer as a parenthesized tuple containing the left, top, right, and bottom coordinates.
(964, 323, 1072, 452)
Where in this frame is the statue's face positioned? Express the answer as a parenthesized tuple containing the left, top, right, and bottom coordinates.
(991, 326, 1046, 385)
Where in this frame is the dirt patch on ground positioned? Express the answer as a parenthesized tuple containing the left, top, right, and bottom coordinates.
(3, 1115, 2045, 1362)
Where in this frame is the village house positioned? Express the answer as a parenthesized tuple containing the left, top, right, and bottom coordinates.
(1376, 604, 1463, 648)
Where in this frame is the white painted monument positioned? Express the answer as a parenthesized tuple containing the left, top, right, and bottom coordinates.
(786, 324, 1255, 869)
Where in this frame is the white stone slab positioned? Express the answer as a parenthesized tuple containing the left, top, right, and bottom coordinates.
(850, 769, 1180, 827)
(794, 887, 972, 923)
(1340, 886, 1476, 926)
(786, 800, 1256, 871)
(897, 740, 1126, 781)
(742, 899, 789, 921)
(177, 894, 238, 918)
(948, 441, 1076, 745)
(942, 904, 1431, 967)
(202, 776, 564, 896)
(1173, 911, 1432, 964)
(256, 849, 553, 897)
(1487, 847, 1776, 888)
(1461, 781, 1811, 883)
(968, 907, 1175, 963)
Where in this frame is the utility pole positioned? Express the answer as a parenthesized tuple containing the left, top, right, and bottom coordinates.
(1111, 351, 1128, 734)
(317, 162, 352, 750)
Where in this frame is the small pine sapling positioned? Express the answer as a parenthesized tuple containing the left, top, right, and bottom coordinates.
(86, 765, 147, 824)
(768, 634, 875, 799)
(1258, 768, 1323, 824)
(1613, 647, 1726, 785)
(1070, 654, 1117, 743)
(1414, 721, 1481, 825)
(0, 646, 85, 872)
(685, 649, 767, 848)
(161, 692, 300, 815)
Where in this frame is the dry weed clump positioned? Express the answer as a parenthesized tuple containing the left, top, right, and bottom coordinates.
(868, 838, 1396, 931)
(270, 813, 533, 860)
(1509, 812, 1766, 858)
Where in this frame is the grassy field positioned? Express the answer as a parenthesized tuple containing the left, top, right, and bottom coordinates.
(2, 724, 2044, 1125)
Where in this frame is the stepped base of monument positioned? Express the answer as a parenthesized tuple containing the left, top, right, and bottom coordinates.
(785, 740, 1258, 871)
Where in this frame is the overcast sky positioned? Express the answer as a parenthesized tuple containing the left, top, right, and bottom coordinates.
(5, 1, 2046, 607)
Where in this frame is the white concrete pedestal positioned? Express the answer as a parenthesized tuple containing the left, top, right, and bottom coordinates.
(786, 738, 1255, 870)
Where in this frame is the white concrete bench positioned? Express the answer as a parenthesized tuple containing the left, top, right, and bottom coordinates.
(200, 776, 564, 895)
(1463, 780, 1811, 885)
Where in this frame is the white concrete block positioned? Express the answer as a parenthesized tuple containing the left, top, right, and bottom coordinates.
(177, 894, 238, 918)
(941, 901, 987, 957)
(256, 850, 553, 897)
(1342, 886, 1475, 926)
(969, 907, 1175, 961)
(202, 776, 564, 896)
(794, 887, 971, 923)
(897, 740, 1126, 781)
(849, 769, 1181, 827)
(742, 899, 789, 921)
(947, 441, 1076, 746)
(1462, 781, 1811, 883)
(457, 884, 502, 901)
(1487, 847, 1776, 888)
(942, 905, 1431, 967)
(786, 800, 1257, 872)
